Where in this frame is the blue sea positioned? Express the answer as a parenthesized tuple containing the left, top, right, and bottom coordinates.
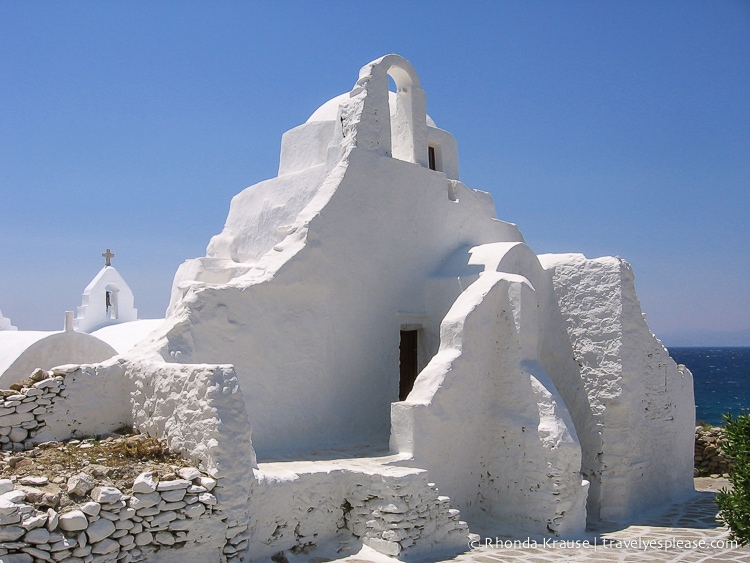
(668, 347, 750, 426)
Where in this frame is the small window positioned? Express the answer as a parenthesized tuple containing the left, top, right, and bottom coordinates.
(428, 146, 437, 171)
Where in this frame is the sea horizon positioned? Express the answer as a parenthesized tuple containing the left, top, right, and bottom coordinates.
(667, 346, 750, 427)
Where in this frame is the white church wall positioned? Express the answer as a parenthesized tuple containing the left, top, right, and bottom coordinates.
(278, 120, 336, 176)
(537, 253, 695, 523)
(163, 147, 523, 458)
(426, 126, 459, 179)
(391, 270, 587, 537)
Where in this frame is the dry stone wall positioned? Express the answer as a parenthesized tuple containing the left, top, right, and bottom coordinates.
(0, 365, 252, 563)
(0, 368, 69, 452)
(694, 425, 731, 477)
(0, 467, 220, 563)
(248, 462, 469, 560)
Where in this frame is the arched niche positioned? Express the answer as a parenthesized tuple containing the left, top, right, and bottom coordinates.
(355, 55, 429, 168)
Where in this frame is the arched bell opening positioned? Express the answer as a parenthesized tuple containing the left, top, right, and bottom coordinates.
(104, 283, 120, 320)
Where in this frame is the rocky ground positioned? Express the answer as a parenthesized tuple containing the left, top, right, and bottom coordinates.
(0, 430, 197, 513)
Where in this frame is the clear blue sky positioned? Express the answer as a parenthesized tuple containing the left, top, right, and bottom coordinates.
(1, 1, 748, 344)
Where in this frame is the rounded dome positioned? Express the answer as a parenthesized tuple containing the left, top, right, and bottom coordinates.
(307, 92, 437, 127)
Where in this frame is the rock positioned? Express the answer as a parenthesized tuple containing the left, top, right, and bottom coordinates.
(134, 531, 153, 546)
(58, 510, 88, 531)
(67, 473, 96, 496)
(168, 519, 191, 531)
(136, 506, 160, 517)
(87, 518, 116, 543)
(42, 492, 60, 508)
(99, 510, 119, 521)
(85, 465, 111, 479)
(150, 511, 177, 527)
(29, 368, 48, 382)
(46, 508, 59, 531)
(198, 492, 217, 505)
(364, 537, 401, 556)
(50, 535, 77, 551)
(15, 458, 33, 470)
(160, 500, 186, 511)
(0, 553, 33, 563)
(132, 472, 157, 494)
(0, 478, 14, 494)
(154, 531, 175, 546)
(198, 476, 216, 492)
(21, 512, 48, 530)
(160, 488, 186, 502)
(0, 525, 25, 541)
(156, 479, 190, 492)
(184, 503, 205, 518)
(20, 546, 52, 560)
(0, 412, 34, 426)
(129, 492, 160, 509)
(1, 489, 26, 503)
(72, 544, 91, 556)
(90, 486, 123, 504)
(23, 526, 50, 543)
(176, 467, 201, 481)
(19, 476, 48, 486)
(91, 537, 120, 554)
(80, 501, 101, 516)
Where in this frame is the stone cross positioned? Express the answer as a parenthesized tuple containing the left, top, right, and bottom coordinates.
(102, 248, 115, 267)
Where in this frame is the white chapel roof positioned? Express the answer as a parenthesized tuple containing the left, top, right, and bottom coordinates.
(0, 331, 53, 377)
(92, 319, 165, 354)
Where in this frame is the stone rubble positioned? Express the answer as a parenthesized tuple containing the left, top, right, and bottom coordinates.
(249, 463, 471, 561)
(694, 425, 732, 477)
(346, 480, 469, 557)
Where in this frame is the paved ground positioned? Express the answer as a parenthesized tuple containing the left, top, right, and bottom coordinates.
(325, 478, 750, 563)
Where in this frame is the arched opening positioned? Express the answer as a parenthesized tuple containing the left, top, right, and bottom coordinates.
(105, 284, 119, 320)
(356, 55, 428, 167)
(386, 65, 416, 165)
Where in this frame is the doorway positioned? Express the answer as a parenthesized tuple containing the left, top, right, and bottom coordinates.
(399, 330, 419, 400)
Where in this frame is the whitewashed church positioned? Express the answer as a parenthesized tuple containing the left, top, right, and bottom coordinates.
(0, 55, 695, 562)
(0, 249, 160, 387)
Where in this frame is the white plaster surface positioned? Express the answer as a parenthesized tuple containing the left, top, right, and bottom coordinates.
(536, 253, 695, 523)
(248, 455, 468, 560)
(391, 265, 587, 537)
(0, 309, 17, 331)
(74, 265, 138, 333)
(92, 318, 164, 354)
(0, 330, 117, 387)
(160, 54, 523, 457)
